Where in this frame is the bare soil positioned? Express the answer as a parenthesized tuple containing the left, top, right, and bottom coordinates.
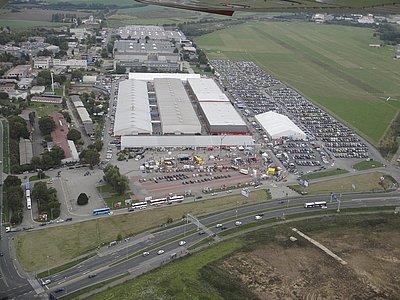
(216, 221, 400, 299)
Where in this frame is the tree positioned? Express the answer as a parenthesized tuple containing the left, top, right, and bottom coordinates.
(84, 149, 100, 167)
(0, 91, 9, 99)
(71, 69, 83, 81)
(8, 115, 29, 139)
(30, 156, 41, 170)
(4, 175, 21, 190)
(114, 175, 129, 195)
(49, 145, 65, 165)
(39, 116, 56, 135)
(67, 128, 81, 142)
(77, 193, 89, 205)
(115, 65, 126, 74)
(37, 169, 46, 180)
(36, 70, 52, 86)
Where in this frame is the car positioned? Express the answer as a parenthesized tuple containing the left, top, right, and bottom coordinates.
(220, 226, 227, 230)
(56, 219, 64, 223)
(255, 215, 262, 220)
(39, 223, 47, 227)
(88, 274, 97, 278)
(178, 240, 186, 246)
(216, 223, 223, 228)
(142, 251, 150, 257)
(157, 249, 165, 255)
(65, 218, 73, 222)
(0, 252, 3, 257)
(41, 279, 51, 285)
(198, 231, 206, 235)
(55, 288, 65, 293)
(235, 221, 242, 226)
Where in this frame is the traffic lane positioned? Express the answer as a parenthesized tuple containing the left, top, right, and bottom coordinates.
(49, 224, 197, 284)
(1, 283, 33, 299)
(48, 197, 399, 296)
(53, 233, 205, 296)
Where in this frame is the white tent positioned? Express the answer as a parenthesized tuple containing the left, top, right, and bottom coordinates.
(255, 111, 306, 140)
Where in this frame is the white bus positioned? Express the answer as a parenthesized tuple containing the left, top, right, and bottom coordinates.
(304, 201, 327, 209)
(26, 196, 32, 210)
(148, 197, 168, 206)
(168, 195, 184, 204)
(130, 201, 148, 210)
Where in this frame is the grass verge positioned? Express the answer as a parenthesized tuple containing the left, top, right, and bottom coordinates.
(62, 273, 129, 300)
(300, 168, 348, 180)
(37, 254, 95, 278)
(352, 160, 384, 170)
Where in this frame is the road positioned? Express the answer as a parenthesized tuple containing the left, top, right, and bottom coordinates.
(0, 120, 34, 299)
(21, 191, 400, 299)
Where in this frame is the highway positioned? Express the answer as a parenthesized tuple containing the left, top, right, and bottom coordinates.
(27, 192, 400, 299)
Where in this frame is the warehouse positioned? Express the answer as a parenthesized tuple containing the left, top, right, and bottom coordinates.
(187, 78, 230, 102)
(129, 73, 200, 82)
(154, 78, 201, 134)
(114, 79, 152, 136)
(199, 102, 247, 134)
(121, 135, 254, 149)
(255, 111, 307, 140)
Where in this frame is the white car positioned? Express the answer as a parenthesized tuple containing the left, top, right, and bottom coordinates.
(157, 249, 165, 255)
(216, 223, 223, 228)
(142, 251, 150, 257)
(235, 221, 242, 226)
(41, 279, 51, 285)
(255, 215, 262, 220)
(178, 240, 186, 246)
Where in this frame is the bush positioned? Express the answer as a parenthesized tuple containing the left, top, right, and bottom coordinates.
(77, 193, 89, 205)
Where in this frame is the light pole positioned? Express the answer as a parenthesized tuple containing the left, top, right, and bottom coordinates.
(47, 255, 50, 276)
(337, 194, 342, 212)
(219, 135, 227, 159)
(235, 201, 238, 220)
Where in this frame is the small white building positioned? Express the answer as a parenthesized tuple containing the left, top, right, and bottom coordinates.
(30, 85, 46, 95)
(82, 75, 97, 83)
(33, 56, 52, 69)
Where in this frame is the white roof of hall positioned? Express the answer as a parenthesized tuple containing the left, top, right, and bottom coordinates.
(255, 111, 306, 140)
(188, 78, 229, 102)
(154, 78, 201, 134)
(121, 135, 254, 149)
(114, 79, 152, 135)
(129, 73, 200, 82)
(200, 102, 246, 126)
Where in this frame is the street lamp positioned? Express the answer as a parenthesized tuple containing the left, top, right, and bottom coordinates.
(219, 135, 227, 159)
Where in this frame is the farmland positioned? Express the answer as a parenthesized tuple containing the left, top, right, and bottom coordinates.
(195, 22, 400, 145)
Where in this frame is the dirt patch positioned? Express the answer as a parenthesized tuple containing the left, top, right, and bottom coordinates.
(214, 220, 399, 299)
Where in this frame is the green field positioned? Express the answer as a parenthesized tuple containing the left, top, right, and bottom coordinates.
(353, 160, 384, 170)
(195, 22, 400, 145)
(0, 20, 63, 29)
(300, 168, 349, 180)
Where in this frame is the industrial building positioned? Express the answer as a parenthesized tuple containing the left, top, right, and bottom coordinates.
(114, 40, 179, 61)
(70, 95, 94, 136)
(187, 78, 247, 134)
(113, 79, 153, 136)
(154, 78, 201, 134)
(198, 102, 248, 134)
(129, 73, 200, 82)
(121, 135, 254, 150)
(255, 111, 307, 140)
(117, 25, 186, 41)
(187, 78, 230, 102)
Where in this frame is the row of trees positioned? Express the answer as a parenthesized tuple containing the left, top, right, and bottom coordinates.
(375, 24, 400, 45)
(3, 175, 24, 225)
(103, 165, 129, 195)
(8, 116, 30, 173)
(32, 181, 60, 220)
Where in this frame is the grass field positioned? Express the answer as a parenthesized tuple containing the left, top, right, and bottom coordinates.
(15, 190, 268, 272)
(0, 20, 63, 29)
(194, 22, 400, 145)
(291, 171, 396, 194)
(29, 102, 62, 117)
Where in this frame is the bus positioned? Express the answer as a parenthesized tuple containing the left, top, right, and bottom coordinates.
(26, 196, 31, 210)
(131, 201, 148, 210)
(168, 195, 184, 204)
(304, 201, 327, 209)
(148, 197, 168, 206)
(92, 207, 111, 215)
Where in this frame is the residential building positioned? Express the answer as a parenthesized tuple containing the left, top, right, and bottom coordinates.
(3, 65, 31, 79)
